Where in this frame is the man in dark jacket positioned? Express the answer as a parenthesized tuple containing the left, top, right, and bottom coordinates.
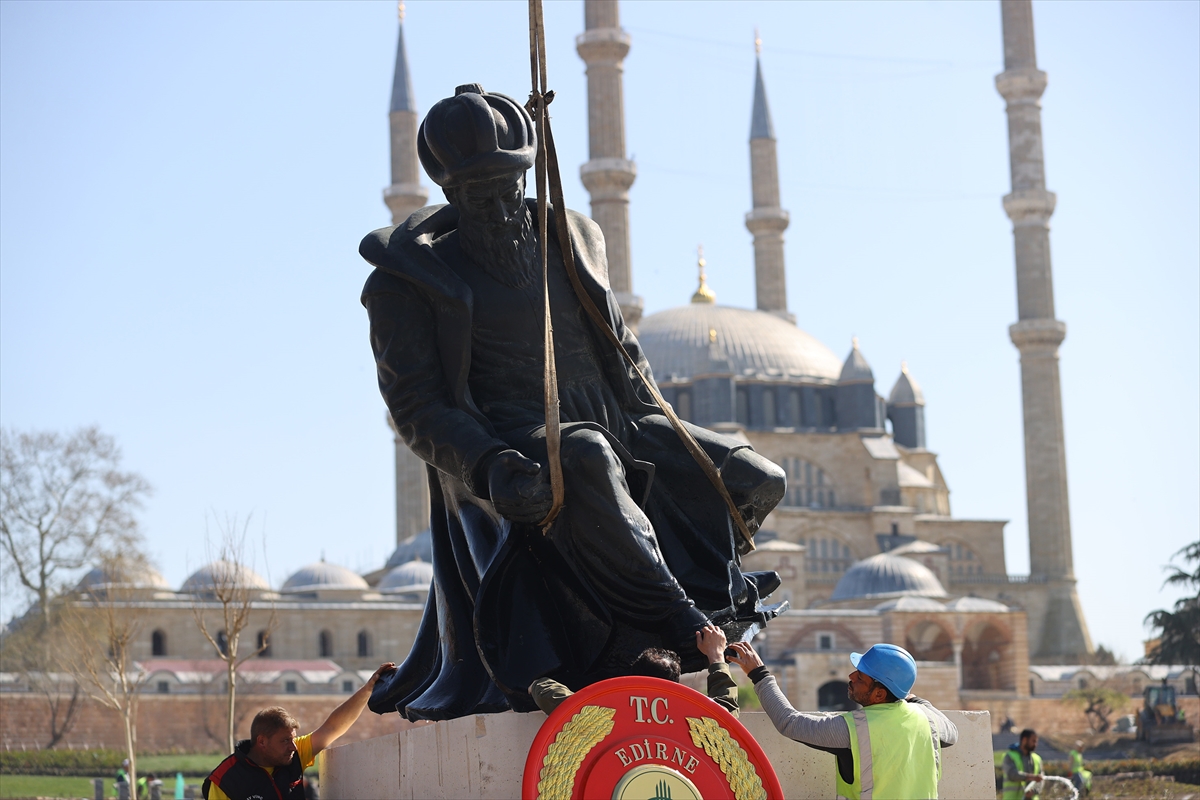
(361, 84, 786, 722)
(203, 663, 394, 800)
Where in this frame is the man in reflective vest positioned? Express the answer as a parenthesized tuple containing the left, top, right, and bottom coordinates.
(1068, 739, 1092, 796)
(1001, 729, 1044, 800)
(730, 642, 956, 800)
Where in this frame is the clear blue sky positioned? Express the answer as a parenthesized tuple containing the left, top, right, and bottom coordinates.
(1, 0, 1196, 663)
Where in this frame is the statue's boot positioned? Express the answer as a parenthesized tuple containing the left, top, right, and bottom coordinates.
(744, 570, 781, 599)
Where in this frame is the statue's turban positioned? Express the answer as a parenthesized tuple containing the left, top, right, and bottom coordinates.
(418, 84, 536, 188)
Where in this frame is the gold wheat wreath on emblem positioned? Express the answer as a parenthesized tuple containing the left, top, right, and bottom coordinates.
(537, 705, 617, 800)
(686, 716, 767, 800)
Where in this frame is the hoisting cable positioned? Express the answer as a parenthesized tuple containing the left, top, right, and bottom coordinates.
(525, 0, 755, 552)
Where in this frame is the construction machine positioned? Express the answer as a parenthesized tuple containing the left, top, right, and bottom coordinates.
(1136, 681, 1195, 745)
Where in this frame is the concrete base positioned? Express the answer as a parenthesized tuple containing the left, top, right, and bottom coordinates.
(320, 709, 994, 799)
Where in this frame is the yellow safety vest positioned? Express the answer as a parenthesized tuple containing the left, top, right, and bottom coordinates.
(1001, 749, 1043, 800)
(836, 701, 941, 800)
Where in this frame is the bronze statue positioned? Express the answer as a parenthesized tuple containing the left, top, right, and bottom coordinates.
(360, 85, 786, 721)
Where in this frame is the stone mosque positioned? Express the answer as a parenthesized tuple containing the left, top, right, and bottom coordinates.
(23, 1, 1148, 740)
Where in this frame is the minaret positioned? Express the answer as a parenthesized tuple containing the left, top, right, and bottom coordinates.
(577, 0, 642, 329)
(384, 2, 428, 226)
(745, 32, 792, 323)
(996, 0, 1092, 661)
(384, 2, 430, 547)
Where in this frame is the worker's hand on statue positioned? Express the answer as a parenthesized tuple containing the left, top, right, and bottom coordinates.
(726, 641, 764, 675)
(367, 663, 397, 688)
(487, 450, 554, 523)
(695, 624, 727, 665)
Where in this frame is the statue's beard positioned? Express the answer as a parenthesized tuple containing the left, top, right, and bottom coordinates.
(458, 206, 540, 289)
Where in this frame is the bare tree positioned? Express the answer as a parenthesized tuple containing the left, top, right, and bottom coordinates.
(0, 603, 83, 748)
(1, 426, 151, 632)
(189, 514, 277, 753)
(62, 552, 152, 793)
(0, 426, 150, 750)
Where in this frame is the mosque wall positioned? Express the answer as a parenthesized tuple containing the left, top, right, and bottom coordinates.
(69, 601, 425, 672)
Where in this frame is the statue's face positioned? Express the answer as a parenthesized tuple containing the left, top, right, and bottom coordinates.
(450, 173, 526, 229)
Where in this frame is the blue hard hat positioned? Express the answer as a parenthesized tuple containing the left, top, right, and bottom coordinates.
(850, 644, 917, 699)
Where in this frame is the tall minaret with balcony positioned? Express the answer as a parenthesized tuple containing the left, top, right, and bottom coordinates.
(384, 2, 430, 547)
(577, 0, 642, 329)
(996, 0, 1092, 661)
(746, 34, 792, 323)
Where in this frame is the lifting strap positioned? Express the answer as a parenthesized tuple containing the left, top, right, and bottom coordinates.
(525, 0, 755, 552)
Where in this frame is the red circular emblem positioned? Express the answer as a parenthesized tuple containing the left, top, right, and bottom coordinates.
(522, 676, 782, 800)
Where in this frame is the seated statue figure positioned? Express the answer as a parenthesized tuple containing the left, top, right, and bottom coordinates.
(360, 84, 786, 721)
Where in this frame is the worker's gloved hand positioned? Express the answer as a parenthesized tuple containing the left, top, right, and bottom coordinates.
(487, 449, 554, 524)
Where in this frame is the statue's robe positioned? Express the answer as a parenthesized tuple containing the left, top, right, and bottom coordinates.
(360, 201, 781, 720)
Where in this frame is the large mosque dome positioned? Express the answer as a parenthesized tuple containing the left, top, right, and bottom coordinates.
(639, 304, 842, 383)
(282, 562, 369, 593)
(181, 560, 270, 593)
(829, 553, 948, 602)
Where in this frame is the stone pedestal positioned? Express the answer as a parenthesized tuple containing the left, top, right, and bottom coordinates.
(320, 709, 994, 799)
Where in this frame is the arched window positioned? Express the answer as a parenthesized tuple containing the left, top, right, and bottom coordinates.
(763, 390, 777, 428)
(802, 535, 854, 574)
(215, 630, 228, 656)
(357, 630, 372, 658)
(817, 681, 854, 712)
(318, 630, 333, 658)
(905, 621, 953, 662)
(944, 540, 981, 576)
(256, 630, 271, 658)
(781, 458, 837, 508)
(962, 622, 1014, 690)
(151, 629, 167, 657)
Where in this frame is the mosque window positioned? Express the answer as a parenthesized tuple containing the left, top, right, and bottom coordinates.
(151, 629, 167, 657)
(256, 630, 271, 658)
(157, 681, 170, 695)
(675, 390, 692, 422)
(781, 458, 837, 509)
(945, 541, 982, 576)
(788, 390, 801, 427)
(342, 680, 354, 693)
(803, 536, 854, 574)
(357, 630, 372, 658)
(817, 633, 835, 651)
(736, 389, 749, 425)
(285, 681, 297, 694)
(763, 390, 777, 428)
(319, 630, 333, 658)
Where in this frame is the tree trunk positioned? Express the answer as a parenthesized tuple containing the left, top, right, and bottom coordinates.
(123, 709, 137, 799)
(227, 660, 237, 754)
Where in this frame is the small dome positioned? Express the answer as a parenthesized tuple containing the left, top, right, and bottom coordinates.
(888, 364, 925, 406)
(181, 560, 270, 593)
(839, 339, 874, 384)
(378, 559, 434, 592)
(384, 530, 433, 569)
(282, 562, 369, 593)
(77, 564, 170, 591)
(639, 305, 842, 382)
(944, 596, 1010, 613)
(888, 539, 943, 556)
(830, 553, 948, 602)
(874, 596, 947, 612)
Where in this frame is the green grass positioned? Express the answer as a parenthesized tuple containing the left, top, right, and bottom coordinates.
(136, 753, 223, 778)
(0, 774, 97, 798)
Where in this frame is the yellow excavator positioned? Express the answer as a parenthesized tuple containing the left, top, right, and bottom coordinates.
(1136, 681, 1195, 745)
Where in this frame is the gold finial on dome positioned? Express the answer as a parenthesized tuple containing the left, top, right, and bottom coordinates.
(397, 1, 405, 21)
(901, 360, 909, 374)
(755, 27, 762, 56)
(691, 245, 716, 304)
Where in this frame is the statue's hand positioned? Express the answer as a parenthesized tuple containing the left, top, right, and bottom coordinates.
(487, 449, 554, 524)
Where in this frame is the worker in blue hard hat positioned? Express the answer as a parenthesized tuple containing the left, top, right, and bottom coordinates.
(728, 641, 958, 800)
